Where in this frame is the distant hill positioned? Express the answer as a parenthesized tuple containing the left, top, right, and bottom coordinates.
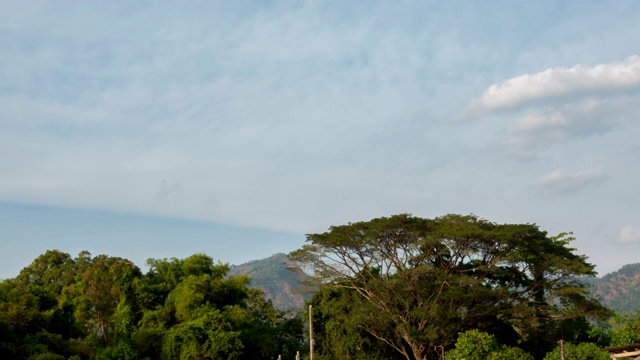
(232, 254, 640, 315)
(230, 253, 313, 311)
(592, 263, 640, 314)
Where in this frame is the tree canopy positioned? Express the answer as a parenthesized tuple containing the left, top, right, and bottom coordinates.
(0, 251, 304, 360)
(2, 214, 633, 360)
(291, 214, 610, 360)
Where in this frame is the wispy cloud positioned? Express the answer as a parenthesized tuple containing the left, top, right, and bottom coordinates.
(619, 225, 640, 244)
(470, 55, 640, 111)
(1, 1, 640, 253)
(506, 98, 627, 160)
(537, 170, 606, 195)
(0, 1, 446, 233)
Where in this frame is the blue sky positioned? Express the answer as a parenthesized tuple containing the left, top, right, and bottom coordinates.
(1, 1, 639, 279)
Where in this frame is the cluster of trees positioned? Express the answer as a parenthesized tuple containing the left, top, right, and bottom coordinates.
(2, 213, 640, 360)
(292, 214, 639, 360)
(0, 251, 304, 359)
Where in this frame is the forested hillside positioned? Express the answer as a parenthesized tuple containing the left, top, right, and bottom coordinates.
(592, 263, 640, 314)
(229, 253, 313, 311)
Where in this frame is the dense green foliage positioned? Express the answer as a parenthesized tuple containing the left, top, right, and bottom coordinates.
(606, 309, 640, 347)
(292, 214, 612, 360)
(445, 330, 533, 360)
(0, 251, 304, 359)
(3, 214, 640, 360)
(543, 342, 610, 360)
(307, 286, 398, 360)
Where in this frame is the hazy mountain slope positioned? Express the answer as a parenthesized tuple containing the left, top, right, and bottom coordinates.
(592, 263, 640, 314)
(230, 253, 313, 311)
(232, 253, 640, 315)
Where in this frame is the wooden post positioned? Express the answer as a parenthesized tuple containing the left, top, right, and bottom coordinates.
(277, 355, 281, 360)
(309, 304, 314, 360)
(559, 339, 565, 360)
(296, 351, 300, 360)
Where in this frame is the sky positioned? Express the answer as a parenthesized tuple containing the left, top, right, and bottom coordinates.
(1, 1, 639, 279)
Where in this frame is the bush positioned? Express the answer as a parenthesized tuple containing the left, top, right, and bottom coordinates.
(543, 342, 609, 360)
(445, 330, 533, 360)
(28, 353, 66, 360)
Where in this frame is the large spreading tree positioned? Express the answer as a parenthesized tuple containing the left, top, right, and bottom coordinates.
(291, 214, 610, 360)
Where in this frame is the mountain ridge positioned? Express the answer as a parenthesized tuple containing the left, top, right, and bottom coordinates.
(591, 263, 640, 314)
(232, 254, 640, 314)
(229, 253, 313, 311)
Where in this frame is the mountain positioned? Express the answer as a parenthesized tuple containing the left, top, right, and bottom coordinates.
(592, 263, 640, 314)
(230, 253, 313, 311)
(231, 253, 640, 315)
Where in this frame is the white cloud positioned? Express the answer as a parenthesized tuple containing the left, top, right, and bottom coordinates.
(471, 55, 640, 111)
(462, 56, 640, 161)
(506, 98, 630, 160)
(514, 111, 567, 132)
(619, 225, 640, 244)
(537, 170, 606, 195)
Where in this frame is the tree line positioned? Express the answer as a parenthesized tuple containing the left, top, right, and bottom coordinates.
(0, 251, 304, 359)
(2, 213, 640, 359)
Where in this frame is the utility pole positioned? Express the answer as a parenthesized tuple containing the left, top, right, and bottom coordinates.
(559, 320, 565, 360)
(309, 305, 314, 360)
